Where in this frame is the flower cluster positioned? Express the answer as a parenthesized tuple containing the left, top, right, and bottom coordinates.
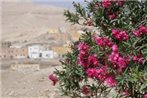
(48, 74, 58, 86)
(94, 36, 113, 47)
(104, 75, 117, 87)
(77, 42, 100, 67)
(133, 25, 147, 37)
(108, 13, 117, 20)
(77, 40, 117, 87)
(133, 54, 145, 64)
(122, 90, 130, 97)
(117, 0, 125, 7)
(95, 66, 108, 81)
(102, 0, 125, 8)
(144, 94, 147, 98)
(102, 0, 111, 8)
(82, 85, 90, 95)
(112, 29, 129, 41)
(86, 67, 107, 81)
(101, 0, 125, 20)
(108, 44, 129, 70)
(86, 67, 117, 87)
(88, 55, 99, 66)
(77, 42, 90, 67)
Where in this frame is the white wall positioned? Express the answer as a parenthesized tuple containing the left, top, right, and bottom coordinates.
(28, 45, 56, 59)
(28, 45, 43, 59)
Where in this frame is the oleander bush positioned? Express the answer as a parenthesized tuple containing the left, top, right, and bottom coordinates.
(49, 0, 147, 98)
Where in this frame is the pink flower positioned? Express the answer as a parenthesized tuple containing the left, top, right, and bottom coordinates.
(133, 30, 142, 37)
(117, 57, 127, 69)
(102, 0, 111, 8)
(116, 68, 123, 74)
(108, 52, 119, 65)
(109, 13, 117, 20)
(139, 25, 147, 34)
(103, 37, 113, 47)
(49, 74, 58, 86)
(88, 55, 99, 66)
(79, 50, 87, 56)
(112, 29, 129, 41)
(122, 90, 130, 97)
(78, 53, 89, 67)
(139, 25, 146, 32)
(133, 25, 147, 37)
(96, 67, 107, 74)
(138, 58, 144, 64)
(95, 67, 108, 81)
(120, 31, 129, 40)
(82, 85, 90, 95)
(133, 55, 144, 64)
(117, 0, 125, 7)
(95, 36, 113, 47)
(96, 37, 103, 46)
(86, 68, 96, 78)
(96, 74, 107, 81)
(77, 42, 90, 67)
(108, 51, 128, 69)
(105, 75, 117, 87)
(78, 42, 89, 52)
(143, 93, 147, 98)
(125, 55, 131, 64)
(112, 44, 118, 52)
(78, 58, 89, 67)
(112, 29, 119, 35)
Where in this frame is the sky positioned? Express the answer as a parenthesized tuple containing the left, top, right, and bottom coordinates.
(17, 0, 84, 3)
(32, 0, 84, 2)
(4, 0, 86, 9)
(31, 0, 85, 9)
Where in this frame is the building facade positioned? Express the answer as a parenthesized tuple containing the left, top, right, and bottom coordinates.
(28, 44, 44, 59)
(28, 44, 58, 59)
(51, 45, 71, 58)
(1, 41, 11, 48)
(0, 47, 28, 59)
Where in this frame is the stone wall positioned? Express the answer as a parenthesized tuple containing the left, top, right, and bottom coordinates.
(11, 64, 40, 73)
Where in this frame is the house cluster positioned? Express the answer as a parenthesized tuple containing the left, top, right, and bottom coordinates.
(0, 29, 85, 60)
(0, 41, 72, 60)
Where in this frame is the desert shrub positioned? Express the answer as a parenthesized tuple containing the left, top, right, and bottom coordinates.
(49, 0, 147, 98)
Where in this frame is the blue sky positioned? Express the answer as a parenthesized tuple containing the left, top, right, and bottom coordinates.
(19, 0, 87, 9)
(31, 0, 85, 9)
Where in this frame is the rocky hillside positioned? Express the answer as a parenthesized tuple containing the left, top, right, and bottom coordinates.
(1, 2, 72, 44)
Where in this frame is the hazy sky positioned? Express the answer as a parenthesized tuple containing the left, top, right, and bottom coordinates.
(18, 0, 84, 2)
(17, 0, 85, 9)
(31, 0, 85, 9)
(32, 0, 83, 2)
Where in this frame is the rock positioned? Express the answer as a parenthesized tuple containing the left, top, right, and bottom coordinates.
(50, 92, 55, 98)
(8, 90, 14, 96)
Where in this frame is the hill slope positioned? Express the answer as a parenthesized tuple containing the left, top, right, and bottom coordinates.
(2, 2, 71, 44)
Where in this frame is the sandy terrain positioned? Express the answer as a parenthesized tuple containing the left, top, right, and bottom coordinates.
(1, 2, 74, 98)
(1, 64, 69, 98)
(0, 59, 68, 98)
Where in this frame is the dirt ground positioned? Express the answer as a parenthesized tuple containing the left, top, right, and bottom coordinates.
(1, 59, 69, 98)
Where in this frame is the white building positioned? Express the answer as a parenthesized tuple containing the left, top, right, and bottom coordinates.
(28, 44, 44, 59)
(28, 44, 57, 59)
